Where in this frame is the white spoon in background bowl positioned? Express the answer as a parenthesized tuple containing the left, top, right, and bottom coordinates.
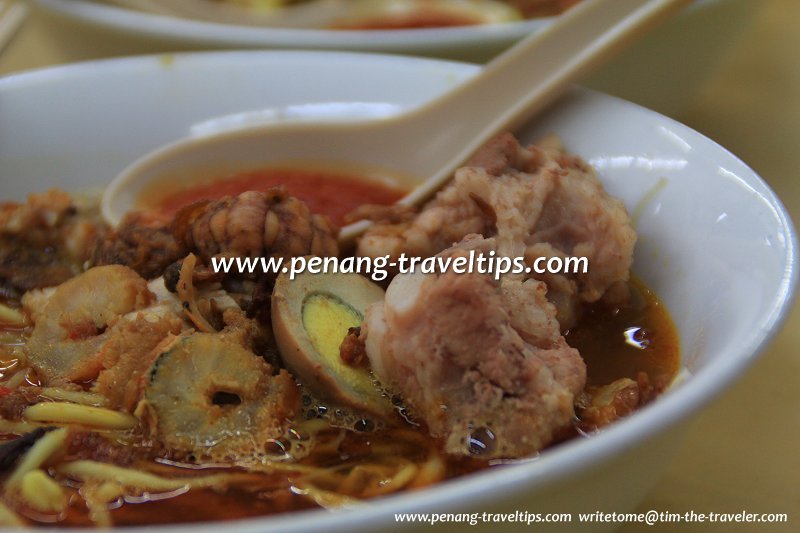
(102, 0, 691, 245)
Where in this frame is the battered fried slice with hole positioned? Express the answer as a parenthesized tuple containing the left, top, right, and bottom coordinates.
(136, 332, 299, 463)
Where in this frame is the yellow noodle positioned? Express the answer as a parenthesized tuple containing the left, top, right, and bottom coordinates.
(19, 470, 67, 514)
(293, 417, 332, 435)
(81, 482, 113, 529)
(3, 371, 27, 390)
(0, 305, 27, 327)
(294, 466, 351, 490)
(0, 499, 24, 527)
(58, 460, 263, 493)
(292, 483, 361, 509)
(59, 461, 192, 492)
(0, 419, 44, 435)
(144, 456, 323, 477)
(79, 479, 127, 529)
(90, 481, 126, 504)
(339, 465, 375, 495)
(296, 455, 380, 485)
(240, 461, 328, 475)
(39, 388, 108, 407)
(86, 504, 112, 528)
(6, 428, 68, 489)
(409, 454, 446, 488)
(78, 480, 130, 527)
(334, 460, 417, 498)
(23, 402, 136, 430)
(370, 463, 418, 496)
(310, 430, 347, 456)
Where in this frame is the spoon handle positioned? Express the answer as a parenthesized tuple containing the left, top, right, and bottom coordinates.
(400, 0, 692, 206)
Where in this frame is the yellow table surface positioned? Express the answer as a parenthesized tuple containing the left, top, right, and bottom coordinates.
(1, 1, 798, 531)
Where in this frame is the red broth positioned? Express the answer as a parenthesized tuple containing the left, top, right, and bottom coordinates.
(149, 168, 406, 227)
(333, 11, 481, 30)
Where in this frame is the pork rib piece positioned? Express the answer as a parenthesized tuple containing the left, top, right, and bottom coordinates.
(364, 239, 586, 458)
(357, 133, 636, 328)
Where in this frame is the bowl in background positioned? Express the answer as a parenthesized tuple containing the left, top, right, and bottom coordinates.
(0, 51, 795, 531)
(32, 0, 756, 116)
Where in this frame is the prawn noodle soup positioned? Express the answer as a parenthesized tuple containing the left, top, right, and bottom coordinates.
(0, 132, 678, 527)
(184, 0, 582, 28)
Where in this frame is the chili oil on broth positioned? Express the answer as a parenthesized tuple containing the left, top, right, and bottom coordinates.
(139, 164, 409, 227)
(0, 277, 680, 527)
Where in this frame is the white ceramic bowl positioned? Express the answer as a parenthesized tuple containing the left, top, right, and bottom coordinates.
(33, 0, 757, 115)
(0, 51, 795, 532)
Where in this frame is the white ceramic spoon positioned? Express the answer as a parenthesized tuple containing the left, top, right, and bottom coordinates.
(102, 0, 691, 244)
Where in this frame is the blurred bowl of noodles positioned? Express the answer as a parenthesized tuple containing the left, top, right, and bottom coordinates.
(32, 0, 755, 115)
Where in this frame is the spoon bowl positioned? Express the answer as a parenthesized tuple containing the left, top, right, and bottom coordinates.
(101, 0, 691, 243)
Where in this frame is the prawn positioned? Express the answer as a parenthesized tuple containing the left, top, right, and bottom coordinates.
(23, 265, 155, 384)
(173, 187, 339, 265)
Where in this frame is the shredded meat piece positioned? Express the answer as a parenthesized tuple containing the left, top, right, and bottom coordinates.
(93, 211, 185, 280)
(175, 253, 218, 333)
(164, 258, 264, 324)
(0, 190, 101, 296)
(357, 133, 636, 329)
(364, 239, 586, 458)
(173, 187, 339, 266)
(163, 258, 221, 294)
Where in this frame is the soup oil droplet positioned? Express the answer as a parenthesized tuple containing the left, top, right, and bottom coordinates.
(354, 418, 375, 432)
(467, 427, 496, 456)
(265, 439, 289, 457)
(623, 327, 650, 350)
(288, 427, 309, 441)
